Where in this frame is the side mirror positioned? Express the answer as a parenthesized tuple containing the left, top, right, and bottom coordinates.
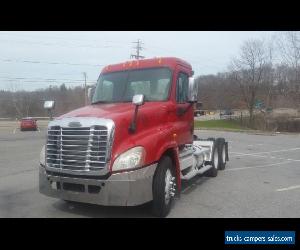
(132, 94, 145, 106)
(87, 86, 95, 102)
(44, 100, 55, 120)
(129, 94, 145, 133)
(187, 77, 198, 103)
(44, 100, 55, 110)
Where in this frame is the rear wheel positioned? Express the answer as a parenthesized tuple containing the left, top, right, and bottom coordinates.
(152, 156, 176, 217)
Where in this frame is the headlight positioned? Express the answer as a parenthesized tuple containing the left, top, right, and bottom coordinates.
(39, 145, 46, 166)
(112, 146, 146, 172)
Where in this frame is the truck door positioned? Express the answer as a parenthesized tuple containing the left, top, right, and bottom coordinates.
(174, 69, 194, 145)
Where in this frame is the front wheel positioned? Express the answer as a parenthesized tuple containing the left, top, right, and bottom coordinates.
(152, 156, 176, 217)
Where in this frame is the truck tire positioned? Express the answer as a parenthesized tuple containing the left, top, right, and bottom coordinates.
(152, 156, 176, 217)
(217, 138, 226, 170)
(205, 141, 219, 177)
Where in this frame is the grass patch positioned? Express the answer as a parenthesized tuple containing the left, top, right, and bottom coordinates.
(194, 119, 248, 130)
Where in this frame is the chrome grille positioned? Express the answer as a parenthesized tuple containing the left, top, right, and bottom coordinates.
(46, 125, 108, 172)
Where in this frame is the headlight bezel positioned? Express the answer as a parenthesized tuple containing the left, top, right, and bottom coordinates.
(112, 146, 146, 173)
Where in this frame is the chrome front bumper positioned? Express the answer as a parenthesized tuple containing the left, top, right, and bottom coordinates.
(39, 164, 157, 206)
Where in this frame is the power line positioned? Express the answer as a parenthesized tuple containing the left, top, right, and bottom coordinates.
(0, 36, 127, 50)
(0, 57, 105, 67)
(1, 80, 96, 90)
(0, 81, 96, 85)
(0, 32, 128, 46)
(130, 39, 145, 60)
(0, 76, 96, 82)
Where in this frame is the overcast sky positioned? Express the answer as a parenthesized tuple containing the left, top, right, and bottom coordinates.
(0, 31, 276, 91)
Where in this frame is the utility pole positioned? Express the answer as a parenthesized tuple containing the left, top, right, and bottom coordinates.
(130, 39, 145, 60)
(83, 72, 87, 105)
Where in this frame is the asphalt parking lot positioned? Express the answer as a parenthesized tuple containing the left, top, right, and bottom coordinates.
(0, 128, 300, 217)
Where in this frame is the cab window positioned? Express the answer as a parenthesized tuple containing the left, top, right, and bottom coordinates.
(176, 72, 189, 103)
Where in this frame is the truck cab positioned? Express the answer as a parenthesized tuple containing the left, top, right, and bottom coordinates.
(39, 57, 228, 217)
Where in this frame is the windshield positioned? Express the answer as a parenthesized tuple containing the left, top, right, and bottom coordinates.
(92, 67, 172, 104)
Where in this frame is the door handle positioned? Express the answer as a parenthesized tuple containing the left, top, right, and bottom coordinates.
(176, 107, 185, 116)
(176, 104, 192, 116)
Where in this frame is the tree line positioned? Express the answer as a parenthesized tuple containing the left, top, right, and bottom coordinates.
(1, 32, 299, 124)
(196, 32, 300, 126)
(0, 84, 86, 118)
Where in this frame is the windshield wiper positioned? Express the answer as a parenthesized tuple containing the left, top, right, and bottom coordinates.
(91, 100, 111, 105)
(92, 100, 137, 104)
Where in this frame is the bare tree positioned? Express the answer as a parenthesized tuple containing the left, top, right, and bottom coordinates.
(277, 31, 300, 106)
(229, 39, 273, 127)
(195, 73, 243, 111)
(7, 81, 23, 118)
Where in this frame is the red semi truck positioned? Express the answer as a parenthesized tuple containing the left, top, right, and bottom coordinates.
(39, 57, 229, 217)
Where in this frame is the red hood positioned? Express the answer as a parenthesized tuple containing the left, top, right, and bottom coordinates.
(58, 102, 172, 123)
(58, 102, 172, 166)
(59, 103, 136, 120)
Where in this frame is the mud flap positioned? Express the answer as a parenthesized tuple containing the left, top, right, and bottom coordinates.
(225, 141, 229, 161)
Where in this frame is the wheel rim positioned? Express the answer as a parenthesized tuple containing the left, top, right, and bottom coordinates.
(222, 146, 226, 163)
(164, 169, 175, 205)
(213, 148, 219, 169)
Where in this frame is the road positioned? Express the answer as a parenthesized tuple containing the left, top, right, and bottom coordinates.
(1, 129, 300, 217)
